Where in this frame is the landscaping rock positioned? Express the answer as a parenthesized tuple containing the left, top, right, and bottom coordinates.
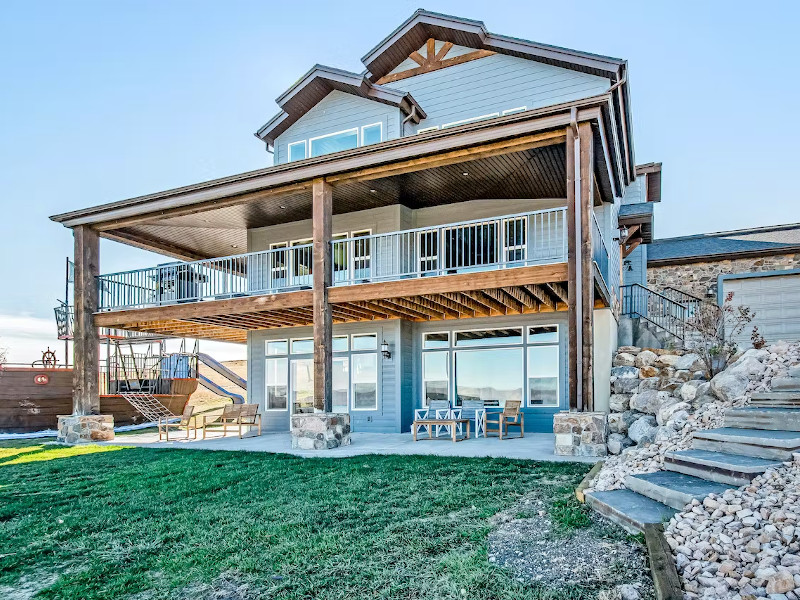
(674, 352, 703, 372)
(628, 416, 658, 444)
(607, 433, 634, 455)
(656, 400, 691, 426)
(638, 365, 659, 378)
(614, 378, 641, 394)
(609, 394, 631, 412)
(613, 353, 636, 367)
(635, 350, 658, 368)
(630, 390, 671, 415)
(611, 365, 639, 379)
(638, 377, 660, 391)
(711, 370, 749, 402)
(655, 354, 680, 368)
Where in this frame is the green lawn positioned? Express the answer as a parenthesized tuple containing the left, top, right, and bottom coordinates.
(0, 440, 607, 599)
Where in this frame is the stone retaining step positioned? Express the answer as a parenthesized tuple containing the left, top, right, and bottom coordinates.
(664, 449, 783, 486)
(585, 489, 677, 534)
(692, 427, 800, 461)
(625, 471, 730, 511)
(725, 407, 800, 431)
(750, 391, 800, 404)
(769, 377, 800, 392)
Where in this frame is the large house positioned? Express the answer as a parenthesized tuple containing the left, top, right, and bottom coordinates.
(51, 10, 665, 434)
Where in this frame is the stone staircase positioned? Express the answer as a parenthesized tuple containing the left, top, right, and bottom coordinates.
(586, 366, 800, 533)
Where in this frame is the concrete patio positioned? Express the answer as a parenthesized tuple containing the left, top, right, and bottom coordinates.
(103, 430, 599, 462)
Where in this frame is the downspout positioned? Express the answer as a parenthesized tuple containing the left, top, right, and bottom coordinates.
(400, 105, 418, 137)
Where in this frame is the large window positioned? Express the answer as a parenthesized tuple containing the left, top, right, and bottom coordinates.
(422, 351, 449, 405)
(265, 357, 288, 410)
(333, 357, 349, 412)
(288, 140, 307, 162)
(361, 123, 382, 146)
(352, 353, 378, 410)
(528, 326, 559, 406)
(455, 347, 523, 407)
(309, 128, 359, 158)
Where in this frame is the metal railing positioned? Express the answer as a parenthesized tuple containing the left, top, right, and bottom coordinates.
(98, 244, 313, 311)
(331, 208, 567, 285)
(55, 303, 170, 339)
(590, 213, 611, 294)
(620, 283, 693, 341)
(661, 286, 704, 319)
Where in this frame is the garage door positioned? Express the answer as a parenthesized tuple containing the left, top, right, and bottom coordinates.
(723, 273, 800, 346)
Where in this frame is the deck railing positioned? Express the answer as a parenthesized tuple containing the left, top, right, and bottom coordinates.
(98, 244, 313, 311)
(97, 209, 567, 312)
(331, 208, 567, 285)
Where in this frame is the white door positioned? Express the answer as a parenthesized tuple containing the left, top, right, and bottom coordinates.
(724, 273, 800, 345)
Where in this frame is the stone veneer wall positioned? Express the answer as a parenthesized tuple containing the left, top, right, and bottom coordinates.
(647, 252, 800, 299)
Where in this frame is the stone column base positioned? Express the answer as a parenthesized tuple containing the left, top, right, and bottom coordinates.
(290, 413, 351, 450)
(553, 411, 607, 457)
(57, 414, 115, 444)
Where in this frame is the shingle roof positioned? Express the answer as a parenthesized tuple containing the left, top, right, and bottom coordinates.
(648, 223, 800, 264)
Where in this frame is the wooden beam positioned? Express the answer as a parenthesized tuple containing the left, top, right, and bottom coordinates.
(567, 122, 579, 411)
(73, 225, 100, 415)
(434, 41, 453, 62)
(502, 286, 537, 309)
(441, 292, 489, 316)
(578, 122, 595, 412)
(312, 178, 333, 412)
(326, 130, 567, 185)
(376, 48, 495, 85)
(524, 284, 554, 310)
(622, 236, 643, 259)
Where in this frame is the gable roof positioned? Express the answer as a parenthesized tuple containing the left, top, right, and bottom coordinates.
(255, 65, 425, 146)
(648, 223, 800, 265)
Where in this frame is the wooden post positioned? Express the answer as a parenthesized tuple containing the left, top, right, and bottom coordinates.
(312, 178, 333, 412)
(578, 122, 594, 412)
(72, 225, 100, 415)
(566, 120, 595, 412)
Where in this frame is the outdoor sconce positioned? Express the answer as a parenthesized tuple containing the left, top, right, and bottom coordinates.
(381, 340, 392, 359)
(617, 225, 629, 240)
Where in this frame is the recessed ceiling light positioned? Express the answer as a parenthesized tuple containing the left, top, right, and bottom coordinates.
(369, 189, 377, 193)
(279, 205, 286, 209)
(462, 172, 469, 176)
(231, 244, 239, 248)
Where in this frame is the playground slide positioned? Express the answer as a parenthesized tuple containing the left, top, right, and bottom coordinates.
(198, 353, 247, 390)
(197, 374, 245, 404)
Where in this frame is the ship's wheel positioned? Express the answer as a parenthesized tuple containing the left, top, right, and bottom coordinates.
(40, 347, 57, 368)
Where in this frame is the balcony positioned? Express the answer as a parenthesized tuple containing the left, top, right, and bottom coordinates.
(97, 208, 569, 312)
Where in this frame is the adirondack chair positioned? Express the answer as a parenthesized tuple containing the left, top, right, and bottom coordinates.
(157, 404, 197, 441)
(485, 400, 524, 439)
(453, 399, 487, 438)
(413, 399, 452, 437)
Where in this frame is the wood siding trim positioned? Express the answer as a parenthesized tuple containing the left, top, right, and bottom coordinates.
(312, 178, 333, 411)
(376, 47, 495, 85)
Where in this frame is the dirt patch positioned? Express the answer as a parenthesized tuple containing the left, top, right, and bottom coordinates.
(0, 572, 59, 600)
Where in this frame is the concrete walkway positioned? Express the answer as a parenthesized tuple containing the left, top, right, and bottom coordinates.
(105, 430, 598, 462)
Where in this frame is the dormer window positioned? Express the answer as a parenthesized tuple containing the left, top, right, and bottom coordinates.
(288, 141, 307, 162)
(361, 123, 382, 147)
(310, 128, 359, 158)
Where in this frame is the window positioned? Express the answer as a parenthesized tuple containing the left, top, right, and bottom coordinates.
(351, 230, 371, 276)
(291, 338, 314, 354)
(288, 140, 307, 162)
(352, 333, 377, 351)
(291, 359, 314, 414)
(502, 106, 527, 116)
(454, 328, 523, 347)
(265, 357, 288, 410)
(291, 239, 312, 278)
(361, 123, 382, 146)
(333, 357, 349, 412)
(417, 125, 440, 134)
(333, 335, 349, 352)
(269, 242, 289, 283)
(266, 340, 288, 356)
(528, 325, 559, 407)
(454, 347, 523, 407)
(423, 332, 449, 349)
(422, 351, 449, 405)
(310, 128, 358, 158)
(352, 353, 378, 410)
(504, 217, 527, 263)
(418, 230, 438, 273)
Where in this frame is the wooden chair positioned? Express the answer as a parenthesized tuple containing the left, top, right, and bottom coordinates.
(201, 403, 241, 439)
(413, 399, 452, 437)
(453, 399, 487, 438)
(158, 404, 197, 441)
(236, 404, 262, 439)
(485, 400, 524, 440)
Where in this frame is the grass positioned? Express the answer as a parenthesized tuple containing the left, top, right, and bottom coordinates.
(0, 440, 612, 599)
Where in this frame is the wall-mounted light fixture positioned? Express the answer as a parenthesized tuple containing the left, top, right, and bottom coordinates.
(617, 225, 629, 240)
(381, 340, 391, 359)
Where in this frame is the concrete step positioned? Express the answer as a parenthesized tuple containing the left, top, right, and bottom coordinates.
(692, 427, 800, 461)
(725, 407, 800, 432)
(585, 489, 677, 534)
(751, 391, 800, 405)
(664, 449, 782, 486)
(769, 378, 800, 392)
(625, 471, 730, 511)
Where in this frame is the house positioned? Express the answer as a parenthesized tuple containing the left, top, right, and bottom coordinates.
(51, 10, 665, 435)
(646, 223, 800, 345)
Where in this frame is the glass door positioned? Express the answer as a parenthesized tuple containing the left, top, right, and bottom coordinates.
(291, 359, 314, 414)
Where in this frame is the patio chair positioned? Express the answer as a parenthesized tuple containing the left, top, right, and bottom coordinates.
(413, 399, 452, 437)
(453, 399, 486, 438)
(485, 400, 524, 439)
(236, 404, 262, 439)
(201, 403, 241, 439)
(157, 404, 198, 441)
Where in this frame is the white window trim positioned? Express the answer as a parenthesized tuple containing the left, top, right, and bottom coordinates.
(287, 140, 307, 162)
(526, 323, 560, 408)
(264, 356, 289, 412)
(422, 330, 451, 350)
(265, 338, 289, 356)
(308, 127, 359, 158)
(361, 122, 383, 145)
(350, 352, 378, 411)
(290, 337, 314, 355)
(441, 113, 499, 129)
(351, 332, 378, 352)
(417, 125, 440, 134)
(421, 350, 449, 407)
(502, 106, 527, 116)
(453, 326, 524, 348)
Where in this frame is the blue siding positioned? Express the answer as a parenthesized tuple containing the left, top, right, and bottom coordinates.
(274, 91, 401, 164)
(624, 244, 648, 287)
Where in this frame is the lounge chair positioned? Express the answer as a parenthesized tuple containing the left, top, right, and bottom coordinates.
(485, 400, 524, 439)
(202, 403, 262, 439)
(158, 404, 197, 441)
(454, 399, 486, 438)
(413, 399, 452, 437)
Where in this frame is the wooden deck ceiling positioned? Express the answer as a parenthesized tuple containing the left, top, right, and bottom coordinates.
(93, 263, 583, 344)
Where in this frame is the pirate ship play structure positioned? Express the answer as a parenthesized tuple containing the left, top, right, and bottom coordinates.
(0, 260, 245, 433)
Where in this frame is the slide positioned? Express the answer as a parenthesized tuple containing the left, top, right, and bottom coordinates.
(197, 374, 245, 404)
(198, 353, 247, 390)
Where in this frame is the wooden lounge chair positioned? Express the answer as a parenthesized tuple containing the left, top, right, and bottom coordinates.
(485, 400, 524, 439)
(413, 399, 452, 437)
(158, 404, 197, 441)
(236, 404, 262, 439)
(202, 403, 262, 439)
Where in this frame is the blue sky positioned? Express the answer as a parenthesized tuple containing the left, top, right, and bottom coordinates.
(1, 0, 798, 361)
